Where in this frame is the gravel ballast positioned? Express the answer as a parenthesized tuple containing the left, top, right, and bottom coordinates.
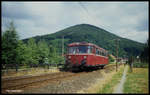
(9, 65, 121, 94)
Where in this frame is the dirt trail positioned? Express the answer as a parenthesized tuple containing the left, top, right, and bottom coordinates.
(113, 65, 128, 93)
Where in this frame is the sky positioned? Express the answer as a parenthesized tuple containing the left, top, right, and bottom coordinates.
(2, 1, 149, 43)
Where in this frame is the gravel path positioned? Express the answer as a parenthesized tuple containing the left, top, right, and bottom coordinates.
(113, 65, 128, 93)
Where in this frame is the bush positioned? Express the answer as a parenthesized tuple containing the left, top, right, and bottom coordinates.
(108, 54, 115, 63)
(133, 62, 148, 68)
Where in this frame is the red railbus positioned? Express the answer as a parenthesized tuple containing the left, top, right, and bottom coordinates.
(65, 42, 108, 71)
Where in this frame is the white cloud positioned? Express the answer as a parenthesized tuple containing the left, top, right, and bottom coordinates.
(116, 28, 149, 43)
(2, 1, 148, 43)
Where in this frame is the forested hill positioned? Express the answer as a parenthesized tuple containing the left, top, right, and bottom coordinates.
(23, 24, 145, 57)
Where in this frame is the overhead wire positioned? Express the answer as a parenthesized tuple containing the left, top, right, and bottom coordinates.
(78, 2, 123, 61)
(78, 2, 101, 27)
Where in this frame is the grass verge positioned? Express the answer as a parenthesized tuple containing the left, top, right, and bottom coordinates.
(97, 65, 124, 93)
(123, 66, 148, 93)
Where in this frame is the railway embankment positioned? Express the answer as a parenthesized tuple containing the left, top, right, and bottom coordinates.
(78, 64, 125, 93)
(2, 67, 59, 79)
(2, 64, 123, 94)
(23, 64, 120, 93)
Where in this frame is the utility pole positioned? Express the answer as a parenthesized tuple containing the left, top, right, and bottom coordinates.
(115, 39, 120, 72)
(62, 35, 64, 56)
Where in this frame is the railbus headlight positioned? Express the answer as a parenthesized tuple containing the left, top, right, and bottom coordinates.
(68, 56, 71, 59)
(84, 56, 87, 59)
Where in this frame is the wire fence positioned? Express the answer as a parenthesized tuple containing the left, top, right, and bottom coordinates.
(2, 63, 64, 76)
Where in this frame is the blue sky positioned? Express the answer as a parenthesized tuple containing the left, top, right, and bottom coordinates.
(2, 1, 149, 43)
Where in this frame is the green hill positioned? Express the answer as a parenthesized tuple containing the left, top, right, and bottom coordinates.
(23, 24, 144, 57)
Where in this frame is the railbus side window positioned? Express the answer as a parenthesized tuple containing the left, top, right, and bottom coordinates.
(99, 50, 102, 56)
(98, 49, 100, 55)
(101, 51, 103, 56)
(104, 52, 107, 57)
(87, 46, 93, 54)
(96, 48, 101, 55)
(102, 51, 104, 56)
(104, 52, 106, 56)
(96, 48, 99, 55)
(103, 52, 105, 56)
(106, 52, 108, 56)
(98, 50, 100, 55)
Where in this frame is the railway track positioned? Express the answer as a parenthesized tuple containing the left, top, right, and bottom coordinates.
(2, 72, 76, 90)
(2, 64, 122, 93)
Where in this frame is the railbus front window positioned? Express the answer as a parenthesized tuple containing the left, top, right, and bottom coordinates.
(68, 45, 93, 54)
(69, 47, 78, 54)
(78, 46, 87, 53)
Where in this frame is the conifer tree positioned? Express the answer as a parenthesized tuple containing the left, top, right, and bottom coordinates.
(2, 21, 19, 65)
(26, 38, 39, 65)
(37, 40, 49, 64)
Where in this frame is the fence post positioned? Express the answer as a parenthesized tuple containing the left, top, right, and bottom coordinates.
(6, 64, 8, 74)
(129, 56, 133, 72)
(131, 62, 133, 72)
(15, 64, 18, 72)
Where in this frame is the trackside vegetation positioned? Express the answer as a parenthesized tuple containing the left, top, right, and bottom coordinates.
(97, 65, 124, 93)
(123, 66, 148, 93)
(2, 22, 64, 71)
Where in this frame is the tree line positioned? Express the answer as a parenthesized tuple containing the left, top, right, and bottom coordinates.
(140, 39, 149, 63)
(2, 22, 148, 70)
(2, 22, 64, 70)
